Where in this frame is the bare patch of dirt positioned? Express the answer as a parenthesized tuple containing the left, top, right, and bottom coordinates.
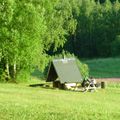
(96, 78, 120, 83)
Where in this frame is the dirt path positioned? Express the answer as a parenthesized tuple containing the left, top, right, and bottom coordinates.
(96, 78, 120, 83)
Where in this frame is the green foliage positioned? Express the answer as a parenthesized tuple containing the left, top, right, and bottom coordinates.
(31, 68, 45, 80)
(1, 0, 120, 82)
(111, 35, 120, 56)
(64, 0, 120, 58)
(42, 0, 78, 52)
(0, 0, 46, 82)
(76, 59, 89, 79)
(0, 0, 78, 82)
(0, 70, 6, 83)
(16, 69, 31, 83)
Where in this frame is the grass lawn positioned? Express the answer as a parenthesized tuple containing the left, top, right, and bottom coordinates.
(84, 57, 120, 78)
(0, 83, 120, 120)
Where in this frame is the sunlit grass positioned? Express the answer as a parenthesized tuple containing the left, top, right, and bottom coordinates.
(0, 83, 120, 120)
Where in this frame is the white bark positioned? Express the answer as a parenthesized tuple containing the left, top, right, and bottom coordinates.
(6, 61, 10, 78)
(13, 62, 16, 79)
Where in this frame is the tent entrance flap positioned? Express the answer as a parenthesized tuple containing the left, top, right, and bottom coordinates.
(47, 63, 58, 82)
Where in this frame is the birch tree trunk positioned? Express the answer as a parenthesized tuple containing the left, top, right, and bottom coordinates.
(13, 62, 16, 79)
(6, 61, 10, 81)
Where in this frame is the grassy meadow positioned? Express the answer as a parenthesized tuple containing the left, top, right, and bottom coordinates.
(0, 57, 120, 120)
(84, 57, 120, 78)
(0, 83, 120, 120)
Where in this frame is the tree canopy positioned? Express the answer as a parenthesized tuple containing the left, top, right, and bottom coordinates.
(0, 0, 120, 81)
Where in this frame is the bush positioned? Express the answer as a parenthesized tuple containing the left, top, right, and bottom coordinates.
(0, 69, 6, 83)
(0, 68, 11, 83)
(16, 69, 31, 83)
(76, 59, 89, 79)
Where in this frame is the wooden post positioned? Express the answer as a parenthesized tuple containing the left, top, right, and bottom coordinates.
(101, 82, 106, 89)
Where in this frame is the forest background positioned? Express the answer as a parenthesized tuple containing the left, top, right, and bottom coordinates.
(0, 0, 120, 82)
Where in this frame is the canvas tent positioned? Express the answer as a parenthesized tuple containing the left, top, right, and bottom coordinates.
(46, 58, 82, 88)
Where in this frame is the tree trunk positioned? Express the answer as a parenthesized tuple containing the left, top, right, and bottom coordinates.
(13, 62, 16, 79)
(6, 61, 10, 81)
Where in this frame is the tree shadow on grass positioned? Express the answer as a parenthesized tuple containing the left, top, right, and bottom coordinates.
(29, 83, 56, 90)
(29, 83, 85, 92)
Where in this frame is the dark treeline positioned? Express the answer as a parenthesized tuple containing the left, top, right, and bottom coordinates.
(0, 0, 120, 81)
(63, 0, 120, 58)
(95, 0, 120, 3)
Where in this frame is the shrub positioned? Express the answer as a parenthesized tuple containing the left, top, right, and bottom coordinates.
(0, 69, 6, 83)
(0, 68, 11, 83)
(76, 59, 89, 79)
(16, 69, 31, 83)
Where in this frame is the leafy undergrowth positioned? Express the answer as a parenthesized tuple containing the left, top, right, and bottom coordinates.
(0, 83, 120, 120)
(84, 57, 120, 78)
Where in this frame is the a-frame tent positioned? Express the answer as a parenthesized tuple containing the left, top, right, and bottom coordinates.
(46, 58, 82, 85)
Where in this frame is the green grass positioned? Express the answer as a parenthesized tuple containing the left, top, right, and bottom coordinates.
(84, 57, 120, 78)
(0, 83, 120, 120)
